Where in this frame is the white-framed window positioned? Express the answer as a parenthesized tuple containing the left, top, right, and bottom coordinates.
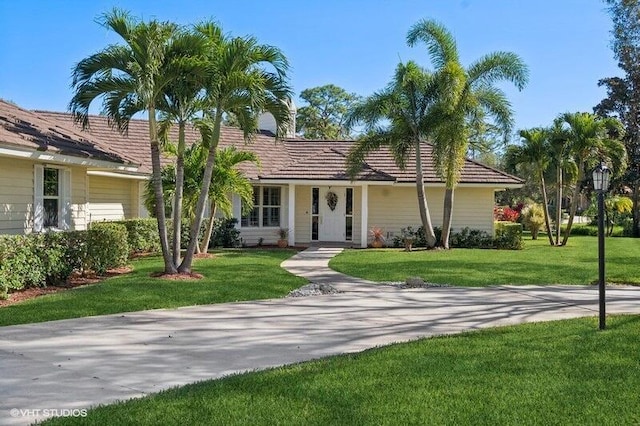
(34, 165, 71, 232)
(241, 186, 281, 228)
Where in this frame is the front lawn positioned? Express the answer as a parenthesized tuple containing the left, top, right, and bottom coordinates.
(42, 315, 640, 425)
(330, 236, 640, 286)
(0, 249, 306, 327)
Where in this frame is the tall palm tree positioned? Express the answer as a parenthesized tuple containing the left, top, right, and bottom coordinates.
(346, 61, 440, 248)
(156, 30, 207, 266)
(559, 112, 627, 245)
(69, 9, 183, 274)
(547, 119, 575, 245)
(504, 128, 555, 246)
(407, 19, 529, 248)
(178, 22, 292, 273)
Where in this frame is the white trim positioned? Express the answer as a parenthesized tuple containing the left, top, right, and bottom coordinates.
(33, 165, 44, 232)
(87, 170, 149, 180)
(360, 183, 368, 248)
(288, 184, 295, 246)
(0, 145, 139, 172)
(60, 168, 71, 230)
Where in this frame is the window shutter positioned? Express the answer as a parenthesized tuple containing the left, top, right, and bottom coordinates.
(60, 169, 72, 230)
(33, 165, 44, 232)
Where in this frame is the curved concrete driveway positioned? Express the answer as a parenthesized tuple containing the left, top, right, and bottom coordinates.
(1, 247, 639, 425)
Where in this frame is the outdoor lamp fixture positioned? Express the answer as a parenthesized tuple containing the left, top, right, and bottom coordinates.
(592, 161, 611, 330)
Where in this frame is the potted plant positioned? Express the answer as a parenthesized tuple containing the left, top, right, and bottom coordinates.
(369, 227, 385, 248)
(277, 228, 289, 248)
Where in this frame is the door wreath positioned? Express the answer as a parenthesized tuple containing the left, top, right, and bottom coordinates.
(325, 190, 338, 211)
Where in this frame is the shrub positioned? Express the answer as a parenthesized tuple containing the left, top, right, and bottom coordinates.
(450, 227, 494, 249)
(622, 218, 634, 237)
(0, 231, 92, 299)
(211, 218, 242, 248)
(561, 225, 598, 236)
(87, 223, 129, 274)
(113, 219, 160, 254)
(521, 203, 545, 240)
(495, 222, 524, 250)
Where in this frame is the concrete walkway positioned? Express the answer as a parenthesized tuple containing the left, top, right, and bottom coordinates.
(1, 247, 639, 425)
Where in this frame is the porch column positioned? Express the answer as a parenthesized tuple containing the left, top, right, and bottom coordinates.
(288, 184, 296, 246)
(360, 184, 368, 248)
(232, 194, 242, 229)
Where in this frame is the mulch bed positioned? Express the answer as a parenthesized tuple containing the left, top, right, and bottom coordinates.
(0, 266, 132, 308)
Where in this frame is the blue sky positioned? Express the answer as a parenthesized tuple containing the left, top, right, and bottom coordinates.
(0, 0, 621, 135)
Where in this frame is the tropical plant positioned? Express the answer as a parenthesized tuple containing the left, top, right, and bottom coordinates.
(346, 61, 440, 248)
(504, 129, 555, 245)
(521, 203, 545, 240)
(558, 112, 627, 245)
(406, 19, 528, 249)
(144, 144, 258, 253)
(69, 9, 193, 274)
(179, 22, 292, 273)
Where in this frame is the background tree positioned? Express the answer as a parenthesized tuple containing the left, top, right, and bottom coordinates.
(69, 9, 181, 274)
(296, 84, 360, 139)
(504, 128, 555, 245)
(346, 62, 440, 248)
(559, 112, 627, 245)
(407, 19, 528, 248)
(595, 0, 640, 237)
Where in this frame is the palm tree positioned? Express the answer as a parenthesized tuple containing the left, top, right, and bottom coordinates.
(407, 19, 529, 248)
(69, 9, 183, 274)
(559, 112, 627, 245)
(346, 61, 440, 248)
(504, 128, 555, 246)
(156, 30, 207, 266)
(199, 146, 258, 253)
(178, 22, 292, 273)
(547, 119, 575, 245)
(144, 144, 258, 253)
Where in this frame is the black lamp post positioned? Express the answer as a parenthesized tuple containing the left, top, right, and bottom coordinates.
(592, 162, 611, 330)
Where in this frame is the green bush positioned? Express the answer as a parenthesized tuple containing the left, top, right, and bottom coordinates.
(495, 222, 524, 250)
(211, 218, 242, 248)
(113, 218, 160, 254)
(450, 227, 495, 249)
(561, 225, 598, 236)
(87, 223, 129, 274)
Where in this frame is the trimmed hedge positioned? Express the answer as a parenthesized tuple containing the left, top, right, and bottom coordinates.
(88, 223, 130, 274)
(112, 218, 161, 255)
(0, 225, 129, 299)
(495, 221, 524, 250)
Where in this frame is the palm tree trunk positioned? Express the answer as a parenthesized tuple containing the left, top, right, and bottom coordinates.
(441, 188, 454, 249)
(633, 181, 640, 237)
(172, 121, 186, 266)
(415, 141, 437, 248)
(179, 110, 222, 273)
(561, 166, 584, 246)
(148, 107, 177, 274)
(555, 166, 563, 245)
(199, 202, 217, 254)
(539, 172, 555, 246)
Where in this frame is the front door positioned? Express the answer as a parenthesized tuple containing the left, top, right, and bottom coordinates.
(312, 187, 346, 242)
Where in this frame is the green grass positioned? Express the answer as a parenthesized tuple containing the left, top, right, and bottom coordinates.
(330, 235, 640, 286)
(0, 249, 306, 327)
(42, 315, 640, 425)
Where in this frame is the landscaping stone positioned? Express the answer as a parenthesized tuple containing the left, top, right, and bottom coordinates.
(287, 283, 341, 297)
(405, 276, 426, 287)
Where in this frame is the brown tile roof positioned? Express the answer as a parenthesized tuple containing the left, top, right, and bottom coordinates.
(266, 140, 523, 185)
(0, 100, 136, 167)
(36, 110, 290, 177)
(28, 109, 522, 186)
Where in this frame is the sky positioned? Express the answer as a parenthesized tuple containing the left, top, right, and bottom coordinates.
(0, 0, 622, 136)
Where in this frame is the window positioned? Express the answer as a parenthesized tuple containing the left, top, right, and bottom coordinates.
(43, 168, 59, 227)
(241, 186, 281, 228)
(345, 188, 353, 241)
(34, 165, 71, 232)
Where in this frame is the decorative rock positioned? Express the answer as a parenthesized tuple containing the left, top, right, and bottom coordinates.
(405, 276, 425, 287)
(287, 283, 342, 298)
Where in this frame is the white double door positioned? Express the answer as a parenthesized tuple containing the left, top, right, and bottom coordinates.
(317, 187, 346, 242)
